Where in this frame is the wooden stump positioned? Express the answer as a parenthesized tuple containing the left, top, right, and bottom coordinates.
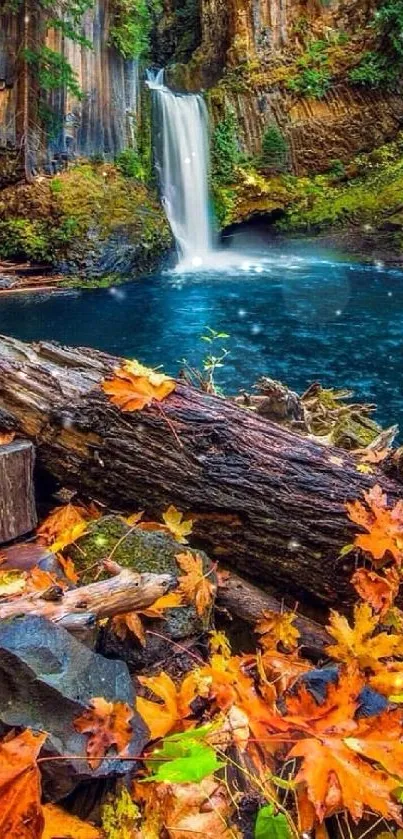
(0, 440, 37, 542)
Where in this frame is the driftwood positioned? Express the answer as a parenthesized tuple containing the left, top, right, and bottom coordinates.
(217, 570, 331, 658)
(0, 335, 401, 611)
(0, 439, 37, 542)
(0, 561, 172, 628)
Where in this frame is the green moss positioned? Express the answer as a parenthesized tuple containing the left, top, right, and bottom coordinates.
(102, 788, 140, 839)
(0, 162, 171, 278)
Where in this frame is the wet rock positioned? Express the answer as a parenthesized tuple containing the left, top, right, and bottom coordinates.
(0, 274, 17, 289)
(0, 614, 148, 800)
(71, 515, 215, 670)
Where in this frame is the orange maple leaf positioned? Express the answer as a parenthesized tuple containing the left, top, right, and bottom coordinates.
(112, 592, 183, 644)
(0, 729, 47, 839)
(346, 485, 403, 565)
(351, 566, 399, 615)
(102, 364, 175, 413)
(176, 551, 215, 616)
(74, 697, 133, 769)
(255, 610, 300, 652)
(326, 602, 403, 670)
(136, 671, 199, 740)
(42, 803, 101, 838)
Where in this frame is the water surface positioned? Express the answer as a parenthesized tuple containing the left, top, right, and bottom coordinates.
(1, 240, 402, 431)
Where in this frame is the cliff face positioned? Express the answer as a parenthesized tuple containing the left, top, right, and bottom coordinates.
(0, 0, 139, 182)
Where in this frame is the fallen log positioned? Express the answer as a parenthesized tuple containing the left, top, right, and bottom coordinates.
(0, 562, 172, 626)
(0, 335, 401, 610)
(216, 571, 331, 658)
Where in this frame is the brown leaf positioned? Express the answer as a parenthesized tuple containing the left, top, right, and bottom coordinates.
(74, 697, 133, 769)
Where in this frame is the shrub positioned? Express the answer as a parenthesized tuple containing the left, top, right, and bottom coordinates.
(211, 109, 240, 185)
(287, 66, 331, 98)
(260, 124, 289, 172)
(115, 148, 145, 181)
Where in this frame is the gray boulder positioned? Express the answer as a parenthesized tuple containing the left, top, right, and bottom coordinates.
(0, 614, 148, 800)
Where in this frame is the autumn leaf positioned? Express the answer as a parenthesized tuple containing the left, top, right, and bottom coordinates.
(346, 485, 403, 565)
(369, 664, 403, 698)
(351, 567, 399, 615)
(176, 551, 215, 616)
(163, 506, 194, 544)
(102, 364, 175, 413)
(74, 697, 133, 769)
(345, 709, 403, 778)
(137, 671, 199, 740)
(112, 592, 183, 644)
(326, 602, 403, 670)
(134, 776, 234, 838)
(0, 569, 26, 597)
(56, 554, 79, 584)
(0, 729, 47, 839)
(255, 610, 300, 652)
(37, 503, 92, 553)
(0, 431, 16, 446)
(42, 804, 101, 838)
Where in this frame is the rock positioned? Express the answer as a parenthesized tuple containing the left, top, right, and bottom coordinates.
(71, 516, 215, 670)
(0, 274, 17, 289)
(0, 615, 148, 800)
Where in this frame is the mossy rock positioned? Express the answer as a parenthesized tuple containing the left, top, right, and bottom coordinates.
(70, 516, 215, 671)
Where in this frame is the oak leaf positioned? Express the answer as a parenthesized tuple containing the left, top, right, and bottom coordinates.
(351, 567, 399, 616)
(74, 697, 133, 769)
(346, 485, 403, 565)
(326, 602, 403, 670)
(102, 364, 175, 412)
(255, 610, 300, 652)
(136, 671, 198, 740)
(176, 551, 215, 616)
(163, 506, 194, 544)
(0, 729, 47, 839)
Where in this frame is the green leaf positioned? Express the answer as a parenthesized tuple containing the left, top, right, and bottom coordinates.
(144, 725, 224, 784)
(254, 805, 291, 839)
(339, 543, 355, 557)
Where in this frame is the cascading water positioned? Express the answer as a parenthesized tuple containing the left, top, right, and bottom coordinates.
(147, 70, 212, 268)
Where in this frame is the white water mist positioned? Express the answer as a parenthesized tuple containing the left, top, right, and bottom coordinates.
(147, 70, 212, 267)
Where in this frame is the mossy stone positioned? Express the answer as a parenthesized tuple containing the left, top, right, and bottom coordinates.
(70, 516, 214, 670)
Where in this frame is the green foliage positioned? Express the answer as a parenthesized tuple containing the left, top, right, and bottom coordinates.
(260, 124, 288, 172)
(109, 0, 162, 58)
(328, 159, 346, 179)
(0, 219, 52, 262)
(144, 727, 224, 784)
(102, 788, 140, 839)
(24, 46, 83, 98)
(255, 805, 291, 839)
(287, 40, 332, 98)
(350, 0, 403, 89)
(211, 108, 239, 185)
(170, 0, 201, 62)
(115, 148, 145, 181)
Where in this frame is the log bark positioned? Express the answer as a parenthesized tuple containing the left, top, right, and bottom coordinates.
(217, 571, 331, 658)
(0, 562, 172, 625)
(0, 335, 401, 611)
(0, 439, 37, 542)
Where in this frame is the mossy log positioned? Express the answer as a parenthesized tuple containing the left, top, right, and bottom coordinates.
(0, 335, 401, 612)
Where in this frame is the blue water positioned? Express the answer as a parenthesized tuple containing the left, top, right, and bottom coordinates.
(1, 240, 403, 431)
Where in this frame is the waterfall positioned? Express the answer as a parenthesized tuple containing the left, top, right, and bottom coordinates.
(147, 70, 212, 267)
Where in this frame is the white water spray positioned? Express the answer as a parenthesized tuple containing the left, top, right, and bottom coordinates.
(147, 70, 212, 268)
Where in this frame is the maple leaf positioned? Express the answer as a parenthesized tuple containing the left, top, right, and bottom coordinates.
(74, 697, 133, 769)
(0, 431, 16, 446)
(370, 664, 403, 697)
(176, 551, 215, 616)
(346, 485, 403, 565)
(136, 671, 199, 740)
(42, 803, 101, 838)
(290, 735, 402, 825)
(255, 610, 300, 652)
(102, 364, 175, 412)
(0, 729, 47, 839)
(163, 506, 194, 544)
(134, 776, 234, 839)
(326, 602, 403, 670)
(112, 592, 183, 645)
(351, 567, 399, 615)
(37, 503, 94, 553)
(345, 708, 403, 778)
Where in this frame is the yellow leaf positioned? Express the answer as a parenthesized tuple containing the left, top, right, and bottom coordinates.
(0, 569, 26, 597)
(356, 463, 373, 474)
(255, 610, 300, 652)
(141, 590, 183, 618)
(326, 602, 403, 670)
(125, 511, 144, 526)
(163, 505, 194, 544)
(137, 671, 198, 740)
(112, 612, 146, 645)
(50, 520, 88, 554)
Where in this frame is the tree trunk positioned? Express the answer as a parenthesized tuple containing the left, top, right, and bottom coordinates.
(0, 439, 37, 541)
(0, 335, 400, 612)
